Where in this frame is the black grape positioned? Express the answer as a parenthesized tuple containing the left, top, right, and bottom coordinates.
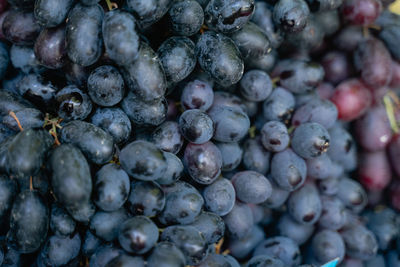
(34, 25, 67, 69)
(34, 0, 75, 28)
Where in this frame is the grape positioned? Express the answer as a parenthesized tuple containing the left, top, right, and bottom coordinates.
(336, 177, 367, 213)
(231, 171, 272, 204)
(365, 208, 398, 250)
(34, 0, 75, 28)
(354, 38, 393, 88)
(119, 140, 167, 181)
(39, 233, 81, 266)
(106, 255, 146, 267)
(215, 141, 243, 171)
(17, 73, 57, 108)
(223, 201, 254, 239)
(277, 214, 315, 245)
(341, 0, 382, 25)
(184, 141, 222, 184)
(328, 124, 358, 171)
(151, 121, 184, 154)
(82, 231, 102, 257)
(305, 0, 343, 12)
(10, 45, 43, 74)
(55, 85, 93, 121)
(204, 0, 255, 33)
(260, 121, 290, 152)
(158, 36, 196, 85)
(253, 236, 301, 266)
(156, 151, 184, 185)
(270, 148, 307, 191)
(340, 224, 378, 260)
(60, 120, 114, 165)
(310, 230, 345, 264)
(273, 0, 310, 33)
(126, 181, 165, 216)
(181, 79, 214, 111)
(125, 0, 172, 30)
(306, 153, 333, 179)
(102, 10, 140, 66)
(179, 109, 214, 144)
(262, 87, 295, 123)
(242, 137, 271, 174)
(121, 92, 167, 127)
(90, 245, 125, 267)
(227, 225, 265, 260)
(202, 177, 236, 216)
(263, 177, 291, 208)
(284, 16, 324, 50)
(287, 183, 322, 225)
(118, 216, 159, 254)
(246, 255, 284, 267)
(196, 31, 244, 87)
(168, 0, 204, 36)
(147, 241, 185, 267)
(49, 204, 76, 237)
(87, 65, 125, 107)
(2, 10, 41, 45)
(291, 122, 330, 159)
(0, 42, 9, 80)
(0, 175, 17, 227)
(90, 208, 129, 242)
(160, 225, 208, 265)
(66, 3, 104, 66)
(379, 23, 400, 61)
(34, 26, 67, 69)
(121, 42, 166, 102)
(358, 150, 392, 191)
(208, 105, 250, 143)
(314, 9, 341, 35)
(318, 195, 346, 230)
(291, 98, 338, 129)
(229, 22, 272, 61)
(91, 108, 132, 144)
(159, 181, 203, 225)
(5, 129, 53, 178)
(189, 211, 225, 244)
(239, 69, 273, 102)
(321, 51, 352, 85)
(2, 108, 43, 131)
(8, 190, 49, 253)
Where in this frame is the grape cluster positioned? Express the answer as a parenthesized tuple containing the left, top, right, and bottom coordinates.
(0, 0, 400, 266)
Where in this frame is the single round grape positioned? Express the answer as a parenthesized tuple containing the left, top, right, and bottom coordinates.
(227, 225, 265, 260)
(336, 177, 367, 213)
(34, 0, 74, 28)
(260, 121, 290, 152)
(340, 224, 378, 260)
(55, 85, 93, 121)
(277, 214, 315, 245)
(49, 204, 76, 237)
(2, 10, 41, 45)
(39, 233, 81, 267)
(34, 26, 67, 69)
(168, 0, 204, 36)
(181, 79, 214, 111)
(156, 151, 184, 185)
(223, 201, 254, 239)
(292, 98, 338, 129)
(291, 122, 330, 159)
(189, 211, 225, 244)
(125, 0, 172, 30)
(215, 141, 243, 171)
(118, 216, 159, 254)
(147, 242, 186, 267)
(311, 230, 345, 264)
(184, 141, 222, 184)
(341, 0, 382, 25)
(239, 70, 273, 102)
(151, 121, 184, 154)
(287, 183, 322, 225)
(126, 181, 165, 217)
(253, 236, 301, 266)
(90, 208, 129, 242)
(231, 171, 272, 204)
(242, 137, 271, 175)
(273, 0, 310, 33)
(179, 109, 214, 144)
(262, 87, 295, 124)
(87, 65, 125, 107)
(203, 177, 236, 216)
(318, 196, 346, 230)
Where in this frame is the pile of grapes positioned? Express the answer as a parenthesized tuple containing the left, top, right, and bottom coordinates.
(1, 0, 400, 266)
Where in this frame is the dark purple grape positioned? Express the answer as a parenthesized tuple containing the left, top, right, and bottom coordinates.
(262, 87, 295, 124)
(310, 230, 345, 264)
(160, 225, 208, 265)
(246, 255, 284, 267)
(179, 109, 214, 144)
(292, 98, 338, 129)
(318, 195, 346, 230)
(263, 176, 290, 208)
(365, 208, 398, 250)
(239, 69, 273, 102)
(118, 216, 159, 254)
(189, 211, 225, 244)
(291, 122, 330, 159)
(277, 213, 314, 245)
(287, 183, 322, 225)
(273, 0, 310, 33)
(39, 233, 80, 266)
(305, 0, 343, 12)
(203, 177, 236, 216)
(2, 10, 40, 45)
(125, 0, 172, 30)
(127, 181, 165, 216)
(91, 107, 132, 144)
(0, 175, 17, 227)
(341, 0, 382, 25)
(34, 0, 74, 27)
(336, 177, 367, 213)
(306, 153, 333, 179)
(156, 152, 184, 185)
(160, 180, 204, 225)
(8, 190, 49, 254)
(231, 171, 272, 204)
(121, 41, 167, 101)
(34, 26, 67, 70)
(147, 242, 186, 267)
(196, 31, 244, 87)
(102, 9, 140, 66)
(151, 121, 184, 154)
(119, 140, 167, 181)
(60, 120, 114, 165)
(270, 148, 307, 191)
(55, 85, 93, 121)
(314, 9, 340, 35)
(333, 25, 365, 52)
(90, 208, 129, 242)
(184, 141, 222, 184)
(260, 121, 289, 152)
(283, 16, 324, 50)
(242, 137, 271, 175)
(253, 236, 301, 266)
(49, 203, 76, 237)
(66, 3, 104, 66)
(168, 0, 204, 36)
(215, 141, 243, 171)
(204, 0, 255, 33)
(181, 79, 214, 111)
(223, 201, 254, 239)
(227, 225, 265, 260)
(340, 224, 378, 260)
(87, 65, 125, 107)
(321, 51, 352, 85)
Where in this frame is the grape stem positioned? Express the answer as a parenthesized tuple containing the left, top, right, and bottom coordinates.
(29, 176, 33, 191)
(383, 94, 400, 133)
(104, 0, 118, 11)
(9, 111, 23, 131)
(43, 113, 63, 146)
